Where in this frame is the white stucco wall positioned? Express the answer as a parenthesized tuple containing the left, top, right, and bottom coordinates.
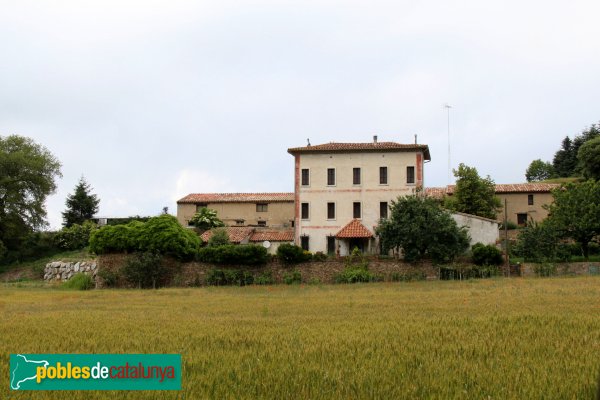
(451, 212, 499, 246)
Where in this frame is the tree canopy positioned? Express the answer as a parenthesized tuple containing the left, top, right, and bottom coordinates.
(525, 159, 555, 182)
(545, 180, 600, 259)
(189, 207, 225, 231)
(445, 163, 501, 220)
(577, 136, 600, 181)
(377, 195, 470, 264)
(0, 135, 62, 253)
(551, 123, 599, 178)
(62, 177, 100, 227)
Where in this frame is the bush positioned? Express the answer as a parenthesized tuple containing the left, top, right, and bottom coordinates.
(471, 243, 503, 266)
(390, 270, 427, 282)
(198, 245, 268, 265)
(335, 265, 381, 283)
(208, 228, 230, 247)
(533, 263, 557, 277)
(89, 215, 200, 260)
(283, 269, 302, 284)
(206, 269, 254, 286)
(255, 271, 274, 285)
(97, 268, 119, 288)
(122, 252, 167, 289)
(54, 221, 97, 250)
(312, 251, 327, 262)
(277, 243, 311, 264)
(62, 273, 94, 290)
(513, 221, 562, 263)
(499, 221, 518, 230)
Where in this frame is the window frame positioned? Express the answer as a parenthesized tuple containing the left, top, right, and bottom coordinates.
(353, 167, 361, 185)
(379, 202, 388, 219)
(327, 202, 336, 220)
(379, 166, 388, 185)
(406, 166, 415, 184)
(528, 194, 534, 206)
(256, 203, 268, 212)
(353, 201, 362, 219)
(301, 202, 310, 220)
(301, 168, 310, 186)
(300, 236, 309, 251)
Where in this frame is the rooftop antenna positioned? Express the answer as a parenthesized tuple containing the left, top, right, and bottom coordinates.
(307, 138, 311, 146)
(444, 103, 452, 185)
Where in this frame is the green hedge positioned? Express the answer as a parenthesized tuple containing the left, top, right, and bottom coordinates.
(206, 269, 255, 286)
(277, 243, 311, 264)
(197, 244, 268, 265)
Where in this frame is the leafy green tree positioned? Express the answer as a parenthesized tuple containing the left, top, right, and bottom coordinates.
(0, 135, 62, 254)
(62, 177, 100, 227)
(577, 136, 600, 180)
(513, 221, 562, 262)
(545, 181, 600, 259)
(208, 228, 230, 247)
(377, 195, 470, 263)
(525, 159, 555, 182)
(189, 207, 225, 231)
(445, 163, 501, 220)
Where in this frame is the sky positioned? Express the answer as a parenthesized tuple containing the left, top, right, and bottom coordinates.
(1, 0, 600, 230)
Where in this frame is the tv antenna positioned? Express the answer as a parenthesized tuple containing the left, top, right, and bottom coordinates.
(444, 103, 452, 185)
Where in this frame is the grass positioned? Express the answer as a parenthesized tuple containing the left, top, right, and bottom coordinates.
(0, 248, 93, 282)
(1, 277, 600, 399)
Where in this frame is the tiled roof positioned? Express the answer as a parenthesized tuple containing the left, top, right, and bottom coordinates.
(200, 227, 254, 243)
(425, 183, 560, 198)
(288, 142, 431, 160)
(178, 192, 294, 204)
(249, 231, 295, 242)
(336, 219, 373, 238)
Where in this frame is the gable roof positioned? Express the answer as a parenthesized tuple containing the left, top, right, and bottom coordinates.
(425, 183, 560, 198)
(200, 227, 254, 244)
(249, 231, 294, 242)
(335, 219, 373, 238)
(178, 192, 294, 204)
(287, 142, 431, 160)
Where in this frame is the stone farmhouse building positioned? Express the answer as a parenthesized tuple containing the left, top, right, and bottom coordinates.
(177, 138, 556, 255)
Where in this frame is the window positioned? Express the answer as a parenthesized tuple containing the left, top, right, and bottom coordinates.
(327, 236, 336, 255)
(256, 203, 268, 212)
(528, 194, 534, 205)
(301, 236, 309, 251)
(407, 166, 415, 184)
(379, 167, 388, 184)
(301, 169, 310, 186)
(327, 168, 336, 186)
(380, 202, 388, 219)
(195, 203, 208, 211)
(235, 219, 245, 226)
(353, 202, 361, 219)
(327, 202, 336, 219)
(257, 220, 266, 227)
(301, 203, 309, 220)
(517, 213, 528, 226)
(353, 167, 361, 185)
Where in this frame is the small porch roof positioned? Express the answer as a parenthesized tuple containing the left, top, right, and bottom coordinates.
(335, 219, 373, 239)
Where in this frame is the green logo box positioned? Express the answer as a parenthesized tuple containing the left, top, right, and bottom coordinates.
(10, 354, 181, 391)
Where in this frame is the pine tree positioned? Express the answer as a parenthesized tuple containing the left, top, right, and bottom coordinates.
(62, 177, 100, 227)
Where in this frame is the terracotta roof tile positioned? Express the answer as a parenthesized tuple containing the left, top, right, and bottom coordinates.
(250, 231, 295, 242)
(288, 142, 431, 160)
(200, 227, 254, 243)
(178, 192, 294, 204)
(425, 183, 560, 198)
(336, 219, 373, 238)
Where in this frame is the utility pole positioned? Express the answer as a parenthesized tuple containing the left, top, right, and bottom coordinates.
(504, 198, 509, 277)
(444, 104, 452, 185)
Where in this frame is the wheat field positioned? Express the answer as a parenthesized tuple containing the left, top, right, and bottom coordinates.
(1, 277, 599, 399)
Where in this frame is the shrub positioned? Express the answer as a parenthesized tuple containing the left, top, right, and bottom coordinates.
(513, 221, 562, 262)
(206, 269, 254, 286)
(122, 252, 167, 289)
(97, 268, 119, 288)
(198, 245, 268, 265)
(312, 251, 327, 262)
(54, 221, 97, 250)
(62, 273, 94, 290)
(471, 243, 503, 266)
(390, 270, 427, 282)
(89, 223, 138, 254)
(277, 243, 311, 264)
(255, 271, 274, 285)
(283, 269, 302, 284)
(208, 228, 230, 247)
(533, 263, 557, 277)
(335, 265, 381, 283)
(499, 221, 518, 230)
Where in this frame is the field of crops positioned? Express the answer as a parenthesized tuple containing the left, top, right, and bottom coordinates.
(1, 277, 599, 399)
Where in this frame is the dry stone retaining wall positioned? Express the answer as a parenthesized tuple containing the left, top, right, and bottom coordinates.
(44, 261, 98, 282)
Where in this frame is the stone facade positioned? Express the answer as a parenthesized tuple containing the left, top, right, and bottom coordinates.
(44, 261, 98, 282)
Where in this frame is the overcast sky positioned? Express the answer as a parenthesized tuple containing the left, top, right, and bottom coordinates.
(1, 0, 599, 229)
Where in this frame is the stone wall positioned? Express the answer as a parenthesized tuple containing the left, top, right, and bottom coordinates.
(44, 261, 98, 282)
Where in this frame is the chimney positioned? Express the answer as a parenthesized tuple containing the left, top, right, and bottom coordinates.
(414, 134, 417, 144)
(373, 135, 378, 143)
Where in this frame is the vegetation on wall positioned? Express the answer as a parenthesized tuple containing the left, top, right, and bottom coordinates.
(54, 221, 97, 250)
(197, 244, 268, 265)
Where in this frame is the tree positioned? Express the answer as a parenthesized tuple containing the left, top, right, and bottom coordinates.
(525, 159, 555, 182)
(189, 207, 225, 231)
(0, 135, 62, 253)
(545, 180, 600, 259)
(577, 136, 600, 180)
(62, 177, 100, 227)
(445, 163, 501, 220)
(208, 228, 230, 247)
(377, 195, 470, 263)
(552, 136, 577, 177)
